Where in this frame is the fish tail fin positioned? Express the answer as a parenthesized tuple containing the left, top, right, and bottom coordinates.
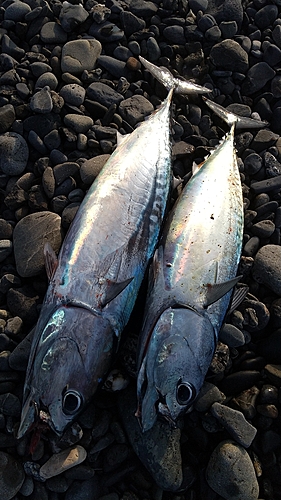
(139, 56, 211, 95)
(203, 96, 238, 127)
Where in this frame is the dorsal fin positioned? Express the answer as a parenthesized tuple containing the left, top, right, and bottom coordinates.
(44, 242, 58, 281)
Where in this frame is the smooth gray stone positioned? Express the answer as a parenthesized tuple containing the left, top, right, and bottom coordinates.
(0, 451, 25, 500)
(61, 40, 102, 74)
(206, 440, 259, 499)
(211, 403, 257, 447)
(0, 132, 28, 175)
(13, 212, 63, 277)
(252, 244, 281, 295)
(118, 386, 183, 491)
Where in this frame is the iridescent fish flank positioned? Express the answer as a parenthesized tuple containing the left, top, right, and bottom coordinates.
(18, 87, 174, 439)
(136, 120, 244, 432)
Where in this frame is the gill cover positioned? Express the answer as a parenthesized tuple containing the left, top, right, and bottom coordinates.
(137, 307, 215, 432)
(18, 306, 115, 437)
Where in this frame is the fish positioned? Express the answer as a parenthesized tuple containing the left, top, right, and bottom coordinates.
(18, 58, 211, 440)
(136, 113, 244, 432)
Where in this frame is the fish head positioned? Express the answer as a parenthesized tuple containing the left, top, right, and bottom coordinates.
(137, 307, 215, 431)
(18, 306, 115, 438)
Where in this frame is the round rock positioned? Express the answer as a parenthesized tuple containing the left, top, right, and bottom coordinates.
(60, 84, 86, 106)
(29, 87, 53, 114)
(252, 244, 281, 295)
(206, 440, 259, 499)
(0, 451, 25, 500)
(0, 132, 28, 175)
(87, 82, 124, 107)
(13, 212, 63, 278)
(4, 0, 31, 21)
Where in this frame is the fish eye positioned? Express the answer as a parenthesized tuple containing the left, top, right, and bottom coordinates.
(176, 382, 196, 406)
(62, 390, 82, 415)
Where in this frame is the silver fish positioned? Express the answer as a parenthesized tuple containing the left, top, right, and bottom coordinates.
(18, 88, 174, 439)
(136, 119, 244, 432)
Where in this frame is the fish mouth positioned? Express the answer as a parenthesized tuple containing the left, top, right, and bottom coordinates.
(157, 401, 178, 428)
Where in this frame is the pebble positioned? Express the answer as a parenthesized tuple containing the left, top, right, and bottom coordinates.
(252, 244, 281, 295)
(210, 39, 248, 72)
(264, 364, 281, 386)
(231, 386, 260, 420)
(251, 219, 275, 238)
(0, 104, 15, 133)
(35, 72, 58, 91)
(64, 114, 93, 134)
(0, 132, 28, 175)
(118, 386, 183, 491)
(194, 381, 225, 412)
(61, 40, 102, 74)
(206, 440, 259, 500)
(119, 95, 154, 127)
(13, 212, 62, 277)
(219, 323, 245, 347)
(40, 22, 67, 44)
(87, 82, 124, 108)
(80, 154, 110, 184)
(59, 2, 89, 32)
(29, 86, 53, 114)
(0, 451, 25, 500)
(64, 477, 100, 500)
(242, 62, 276, 95)
(39, 445, 87, 480)
(211, 402, 257, 447)
(60, 84, 86, 106)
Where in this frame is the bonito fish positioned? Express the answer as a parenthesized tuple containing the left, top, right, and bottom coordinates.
(18, 59, 210, 439)
(136, 116, 244, 432)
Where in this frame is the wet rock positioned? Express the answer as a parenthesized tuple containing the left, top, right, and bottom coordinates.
(206, 440, 259, 499)
(118, 386, 183, 491)
(206, 0, 243, 28)
(13, 212, 63, 277)
(211, 402, 257, 447)
(40, 445, 87, 480)
(252, 244, 281, 295)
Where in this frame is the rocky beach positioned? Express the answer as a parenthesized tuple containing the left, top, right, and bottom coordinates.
(1, 0, 281, 498)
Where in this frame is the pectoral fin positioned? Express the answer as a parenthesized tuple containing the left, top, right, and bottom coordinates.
(204, 275, 242, 308)
(44, 243, 58, 281)
(101, 277, 134, 307)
